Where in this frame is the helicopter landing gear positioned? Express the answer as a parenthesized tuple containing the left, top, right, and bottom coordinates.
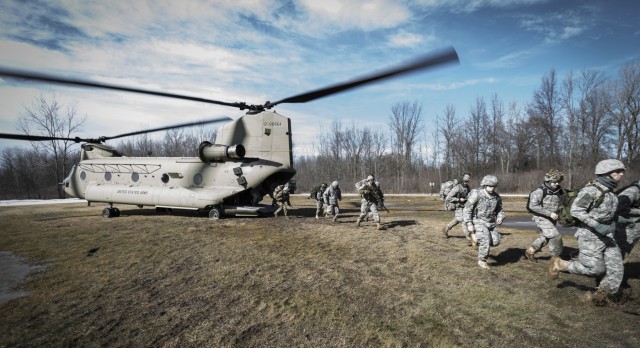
(102, 207, 120, 218)
(208, 207, 222, 220)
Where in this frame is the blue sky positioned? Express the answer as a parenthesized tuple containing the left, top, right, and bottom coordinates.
(0, 0, 639, 156)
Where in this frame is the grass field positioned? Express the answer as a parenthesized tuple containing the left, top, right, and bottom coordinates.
(1, 195, 639, 347)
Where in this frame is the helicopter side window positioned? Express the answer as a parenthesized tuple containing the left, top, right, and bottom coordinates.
(80, 171, 86, 181)
(193, 173, 203, 186)
(161, 173, 170, 183)
(104, 172, 112, 181)
(131, 172, 139, 182)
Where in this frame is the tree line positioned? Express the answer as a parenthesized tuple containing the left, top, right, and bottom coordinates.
(1, 60, 638, 199)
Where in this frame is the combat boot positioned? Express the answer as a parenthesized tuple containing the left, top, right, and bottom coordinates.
(547, 256, 569, 279)
(442, 225, 450, 239)
(315, 214, 319, 219)
(356, 217, 362, 227)
(524, 247, 537, 262)
(377, 223, 385, 230)
(478, 259, 490, 269)
(332, 214, 338, 222)
(591, 288, 610, 306)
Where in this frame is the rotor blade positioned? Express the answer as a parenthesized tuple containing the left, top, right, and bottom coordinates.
(0, 117, 230, 143)
(0, 67, 247, 109)
(0, 133, 80, 142)
(103, 116, 232, 141)
(268, 46, 459, 107)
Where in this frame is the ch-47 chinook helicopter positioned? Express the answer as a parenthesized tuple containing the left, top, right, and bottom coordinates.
(0, 47, 459, 219)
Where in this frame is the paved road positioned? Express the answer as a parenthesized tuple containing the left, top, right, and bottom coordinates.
(501, 217, 577, 236)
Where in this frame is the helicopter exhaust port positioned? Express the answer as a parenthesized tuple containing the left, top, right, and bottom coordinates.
(198, 141, 246, 162)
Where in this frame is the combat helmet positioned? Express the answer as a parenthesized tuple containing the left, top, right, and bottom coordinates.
(594, 159, 625, 175)
(544, 169, 564, 182)
(480, 175, 498, 187)
(332, 181, 339, 188)
(366, 175, 374, 181)
(461, 173, 471, 183)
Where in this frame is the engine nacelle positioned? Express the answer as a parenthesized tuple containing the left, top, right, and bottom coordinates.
(198, 141, 246, 162)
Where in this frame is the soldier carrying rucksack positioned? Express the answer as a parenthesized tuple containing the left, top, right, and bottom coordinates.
(524, 169, 567, 262)
(273, 185, 292, 218)
(442, 173, 471, 239)
(310, 183, 328, 219)
(548, 159, 626, 306)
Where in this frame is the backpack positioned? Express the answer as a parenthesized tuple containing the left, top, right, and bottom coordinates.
(309, 184, 323, 199)
(538, 182, 605, 227)
(526, 186, 565, 216)
(439, 180, 457, 201)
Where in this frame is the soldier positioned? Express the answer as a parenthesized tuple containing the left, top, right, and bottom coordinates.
(548, 159, 625, 306)
(314, 183, 328, 219)
(356, 175, 386, 230)
(273, 185, 292, 218)
(524, 169, 566, 262)
(463, 175, 505, 269)
(615, 181, 640, 259)
(443, 173, 471, 239)
(323, 181, 342, 222)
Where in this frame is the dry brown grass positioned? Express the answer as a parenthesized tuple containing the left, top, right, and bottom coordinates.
(1, 195, 639, 347)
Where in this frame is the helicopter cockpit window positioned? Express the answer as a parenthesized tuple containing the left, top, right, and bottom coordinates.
(161, 173, 170, 183)
(131, 172, 139, 182)
(193, 173, 203, 185)
(104, 172, 112, 181)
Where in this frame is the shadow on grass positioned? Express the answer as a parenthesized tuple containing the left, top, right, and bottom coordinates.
(625, 262, 640, 280)
(556, 280, 595, 292)
(490, 247, 523, 266)
(385, 220, 417, 229)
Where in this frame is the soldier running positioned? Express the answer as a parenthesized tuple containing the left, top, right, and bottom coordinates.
(548, 159, 625, 306)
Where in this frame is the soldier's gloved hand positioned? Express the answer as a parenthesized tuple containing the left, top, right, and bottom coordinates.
(617, 217, 636, 228)
(594, 223, 613, 235)
(550, 212, 559, 220)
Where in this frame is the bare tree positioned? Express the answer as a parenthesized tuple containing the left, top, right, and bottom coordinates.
(578, 69, 611, 163)
(609, 61, 640, 164)
(528, 69, 562, 166)
(437, 104, 457, 178)
(18, 93, 86, 198)
(389, 100, 423, 192)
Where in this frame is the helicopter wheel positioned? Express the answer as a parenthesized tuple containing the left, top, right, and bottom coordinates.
(102, 207, 113, 218)
(209, 207, 221, 220)
(112, 207, 121, 217)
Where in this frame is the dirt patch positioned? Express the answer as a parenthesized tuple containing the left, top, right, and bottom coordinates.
(0, 252, 46, 304)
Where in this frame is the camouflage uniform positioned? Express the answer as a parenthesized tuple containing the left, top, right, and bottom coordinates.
(444, 176, 471, 239)
(356, 176, 385, 230)
(315, 184, 328, 219)
(526, 170, 566, 259)
(615, 182, 640, 259)
(463, 176, 505, 268)
(323, 181, 342, 222)
(273, 185, 291, 217)
(565, 182, 623, 294)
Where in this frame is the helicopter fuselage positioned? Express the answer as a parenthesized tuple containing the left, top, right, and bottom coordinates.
(62, 111, 296, 214)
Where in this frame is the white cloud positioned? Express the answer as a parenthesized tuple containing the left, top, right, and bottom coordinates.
(388, 31, 433, 48)
(297, 0, 411, 31)
(413, 0, 550, 13)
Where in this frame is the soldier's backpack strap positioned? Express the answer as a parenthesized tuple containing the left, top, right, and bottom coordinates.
(585, 181, 606, 211)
